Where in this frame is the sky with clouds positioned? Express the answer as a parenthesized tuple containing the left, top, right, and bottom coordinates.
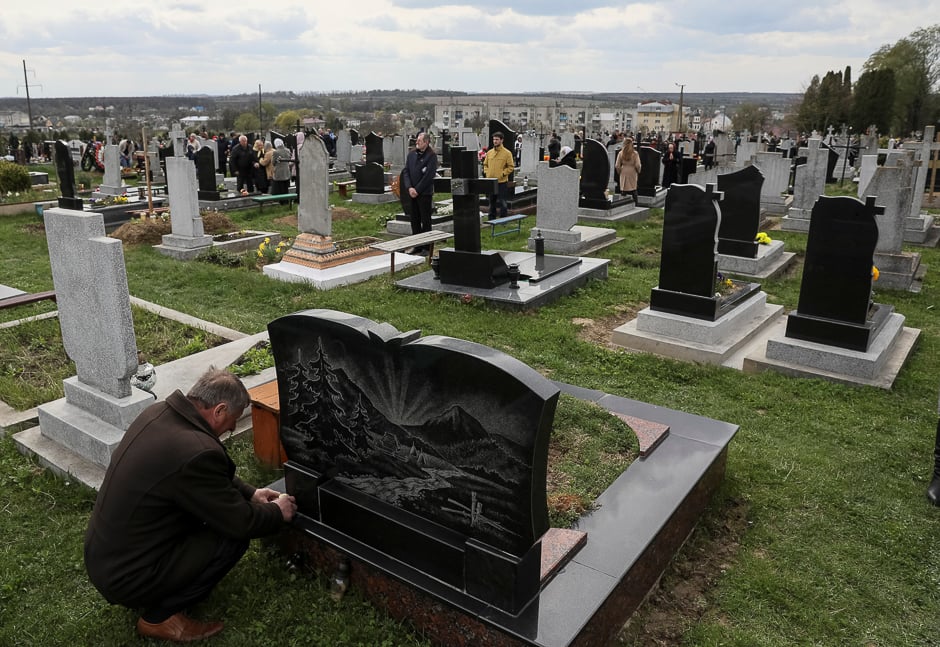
(0, 0, 932, 98)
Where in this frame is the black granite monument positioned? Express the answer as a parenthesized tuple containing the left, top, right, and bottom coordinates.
(651, 183, 759, 321)
(716, 165, 764, 258)
(637, 146, 663, 197)
(354, 162, 386, 194)
(579, 139, 632, 210)
(195, 147, 220, 200)
(270, 309, 558, 614)
(54, 140, 83, 210)
(785, 195, 889, 351)
(365, 132, 384, 166)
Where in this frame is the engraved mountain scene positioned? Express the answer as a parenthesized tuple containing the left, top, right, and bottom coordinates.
(271, 313, 556, 556)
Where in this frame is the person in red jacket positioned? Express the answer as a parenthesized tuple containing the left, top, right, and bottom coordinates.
(84, 368, 296, 642)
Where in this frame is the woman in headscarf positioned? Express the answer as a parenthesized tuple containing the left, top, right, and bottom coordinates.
(252, 139, 269, 194)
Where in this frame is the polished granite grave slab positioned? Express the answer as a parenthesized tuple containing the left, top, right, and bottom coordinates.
(395, 251, 608, 311)
(273, 380, 737, 646)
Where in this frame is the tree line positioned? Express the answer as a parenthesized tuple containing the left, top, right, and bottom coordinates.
(795, 25, 939, 136)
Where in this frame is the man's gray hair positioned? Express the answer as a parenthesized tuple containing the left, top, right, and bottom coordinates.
(187, 367, 249, 412)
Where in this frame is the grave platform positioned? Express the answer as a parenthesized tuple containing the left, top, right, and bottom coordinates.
(352, 191, 398, 204)
(872, 251, 925, 292)
(779, 208, 811, 232)
(263, 251, 422, 290)
(904, 214, 937, 246)
(577, 203, 651, 223)
(743, 312, 920, 390)
(717, 240, 797, 280)
(611, 290, 784, 365)
(636, 188, 667, 209)
(526, 225, 621, 256)
(395, 251, 608, 311)
(386, 212, 456, 236)
(272, 381, 737, 647)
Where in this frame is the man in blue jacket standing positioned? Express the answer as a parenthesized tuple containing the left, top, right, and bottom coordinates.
(401, 132, 439, 255)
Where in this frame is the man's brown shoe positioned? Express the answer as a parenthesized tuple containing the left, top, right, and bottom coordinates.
(137, 613, 224, 642)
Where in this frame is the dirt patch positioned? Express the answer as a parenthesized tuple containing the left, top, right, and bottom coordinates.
(618, 496, 750, 645)
(573, 305, 643, 350)
(111, 211, 236, 245)
(331, 206, 362, 221)
(273, 214, 298, 227)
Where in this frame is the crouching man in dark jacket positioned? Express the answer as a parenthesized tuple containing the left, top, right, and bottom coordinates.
(84, 367, 296, 642)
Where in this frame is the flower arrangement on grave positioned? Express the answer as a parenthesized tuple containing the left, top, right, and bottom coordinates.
(714, 271, 736, 298)
(755, 231, 772, 245)
(872, 265, 880, 281)
(255, 236, 291, 265)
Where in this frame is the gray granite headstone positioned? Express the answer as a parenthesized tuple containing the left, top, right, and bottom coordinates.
(862, 161, 912, 255)
(791, 139, 828, 214)
(336, 130, 351, 165)
(714, 133, 735, 166)
(163, 157, 212, 247)
(535, 161, 579, 231)
(43, 208, 138, 398)
(97, 144, 123, 195)
(561, 132, 575, 150)
(350, 144, 364, 164)
(520, 134, 539, 176)
(735, 141, 758, 167)
(298, 135, 331, 236)
(388, 135, 407, 170)
(857, 155, 879, 196)
(463, 132, 480, 153)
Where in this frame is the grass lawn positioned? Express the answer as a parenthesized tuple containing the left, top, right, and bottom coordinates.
(1, 181, 940, 646)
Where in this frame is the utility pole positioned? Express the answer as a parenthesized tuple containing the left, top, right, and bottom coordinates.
(675, 83, 685, 134)
(18, 60, 41, 133)
(258, 84, 263, 135)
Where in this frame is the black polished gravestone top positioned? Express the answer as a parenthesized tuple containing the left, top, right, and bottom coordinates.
(822, 141, 840, 183)
(349, 128, 360, 146)
(650, 183, 760, 321)
(354, 161, 386, 194)
(194, 147, 220, 200)
(717, 165, 764, 258)
(440, 129, 452, 167)
(271, 309, 558, 614)
(433, 147, 505, 287)
(54, 140, 82, 210)
(578, 139, 631, 210)
(271, 130, 298, 156)
(637, 146, 663, 196)
(365, 132, 384, 166)
(487, 119, 516, 154)
(785, 195, 889, 352)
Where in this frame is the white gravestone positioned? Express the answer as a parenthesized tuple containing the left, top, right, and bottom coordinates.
(529, 161, 616, 254)
(156, 157, 213, 258)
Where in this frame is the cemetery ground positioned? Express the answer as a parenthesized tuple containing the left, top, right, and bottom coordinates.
(1, 178, 940, 645)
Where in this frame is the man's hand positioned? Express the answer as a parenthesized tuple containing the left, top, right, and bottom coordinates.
(251, 487, 281, 503)
(274, 493, 297, 522)
(408, 187, 418, 198)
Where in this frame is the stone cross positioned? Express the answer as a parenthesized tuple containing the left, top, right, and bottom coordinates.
(164, 157, 212, 246)
(433, 146, 497, 254)
(169, 122, 186, 157)
(104, 120, 114, 146)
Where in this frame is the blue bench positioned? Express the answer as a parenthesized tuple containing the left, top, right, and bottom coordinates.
(484, 214, 526, 237)
(252, 193, 297, 211)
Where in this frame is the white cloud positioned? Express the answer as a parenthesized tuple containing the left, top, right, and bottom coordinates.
(0, 0, 933, 96)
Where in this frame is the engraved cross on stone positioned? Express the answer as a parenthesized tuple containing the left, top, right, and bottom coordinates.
(104, 119, 114, 146)
(432, 146, 497, 253)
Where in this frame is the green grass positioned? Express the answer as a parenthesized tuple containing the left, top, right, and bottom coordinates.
(1, 188, 940, 645)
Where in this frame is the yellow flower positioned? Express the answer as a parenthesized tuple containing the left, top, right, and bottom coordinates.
(755, 232, 772, 245)
(872, 266, 880, 281)
(264, 237, 271, 244)
(256, 251, 263, 258)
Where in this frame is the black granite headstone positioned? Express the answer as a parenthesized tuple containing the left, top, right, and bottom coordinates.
(195, 147, 220, 200)
(785, 195, 888, 351)
(355, 162, 385, 194)
(271, 309, 558, 614)
(579, 139, 609, 209)
(650, 184, 760, 321)
(716, 165, 764, 258)
(54, 140, 83, 210)
(637, 147, 662, 197)
(365, 132, 384, 166)
(488, 119, 516, 183)
(822, 142, 840, 183)
(349, 129, 360, 147)
(440, 129, 452, 168)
